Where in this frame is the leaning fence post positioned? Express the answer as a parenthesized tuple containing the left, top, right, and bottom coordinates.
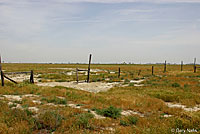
(87, 54, 92, 83)
(30, 70, 34, 83)
(152, 66, 154, 75)
(1, 71, 4, 86)
(118, 67, 120, 78)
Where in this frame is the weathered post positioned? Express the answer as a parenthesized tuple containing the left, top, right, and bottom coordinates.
(138, 70, 141, 76)
(1, 71, 4, 86)
(0, 55, 2, 71)
(194, 58, 196, 73)
(30, 70, 34, 83)
(118, 67, 120, 78)
(152, 66, 154, 75)
(164, 60, 167, 73)
(194, 66, 197, 73)
(76, 68, 79, 83)
(87, 54, 92, 83)
(181, 61, 183, 71)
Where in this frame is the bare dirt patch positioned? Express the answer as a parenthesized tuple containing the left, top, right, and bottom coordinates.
(37, 81, 120, 93)
(166, 102, 200, 112)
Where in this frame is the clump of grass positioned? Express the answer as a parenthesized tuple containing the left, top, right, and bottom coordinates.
(124, 79, 130, 84)
(55, 79, 67, 82)
(95, 106, 121, 119)
(120, 120, 129, 126)
(36, 111, 64, 132)
(9, 103, 17, 108)
(127, 116, 138, 125)
(129, 83, 135, 86)
(41, 97, 67, 105)
(75, 113, 94, 129)
(120, 116, 138, 126)
(172, 83, 180, 88)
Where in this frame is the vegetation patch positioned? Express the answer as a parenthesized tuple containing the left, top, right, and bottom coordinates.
(41, 96, 67, 105)
(94, 106, 122, 119)
(35, 111, 64, 132)
(75, 113, 94, 129)
(120, 116, 138, 126)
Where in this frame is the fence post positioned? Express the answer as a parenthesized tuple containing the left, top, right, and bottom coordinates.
(1, 71, 4, 86)
(181, 61, 183, 71)
(0, 55, 2, 72)
(194, 58, 196, 73)
(30, 70, 34, 83)
(138, 70, 141, 76)
(118, 67, 120, 78)
(164, 60, 167, 73)
(152, 66, 154, 75)
(194, 66, 197, 73)
(87, 54, 92, 83)
(76, 68, 79, 83)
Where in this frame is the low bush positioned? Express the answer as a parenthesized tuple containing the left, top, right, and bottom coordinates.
(120, 116, 138, 126)
(41, 97, 67, 105)
(36, 111, 64, 132)
(95, 106, 121, 119)
(172, 83, 180, 88)
(75, 113, 94, 129)
(127, 116, 138, 125)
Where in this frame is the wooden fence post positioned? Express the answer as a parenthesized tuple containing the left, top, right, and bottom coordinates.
(138, 70, 141, 76)
(0, 55, 2, 72)
(152, 66, 154, 75)
(194, 58, 196, 73)
(194, 66, 197, 73)
(118, 67, 120, 78)
(87, 54, 92, 83)
(164, 60, 167, 73)
(76, 68, 79, 83)
(30, 70, 34, 83)
(1, 71, 4, 86)
(181, 61, 183, 71)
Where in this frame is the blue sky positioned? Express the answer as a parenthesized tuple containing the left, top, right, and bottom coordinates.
(0, 0, 200, 63)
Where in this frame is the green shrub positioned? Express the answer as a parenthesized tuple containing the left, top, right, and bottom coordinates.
(95, 106, 121, 119)
(120, 120, 129, 126)
(41, 97, 67, 105)
(172, 83, 180, 88)
(127, 116, 138, 125)
(120, 116, 138, 126)
(124, 79, 130, 84)
(55, 79, 67, 82)
(36, 111, 63, 132)
(129, 83, 134, 86)
(76, 113, 94, 129)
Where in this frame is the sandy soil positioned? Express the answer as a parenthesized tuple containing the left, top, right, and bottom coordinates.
(166, 102, 200, 112)
(37, 81, 120, 93)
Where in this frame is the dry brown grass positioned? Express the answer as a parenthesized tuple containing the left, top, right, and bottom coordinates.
(0, 63, 200, 133)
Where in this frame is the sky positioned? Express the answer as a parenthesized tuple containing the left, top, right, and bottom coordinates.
(0, 0, 200, 64)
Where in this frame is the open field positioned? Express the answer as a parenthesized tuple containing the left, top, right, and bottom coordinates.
(0, 63, 200, 134)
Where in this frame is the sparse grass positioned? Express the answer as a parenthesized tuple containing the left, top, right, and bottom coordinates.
(0, 63, 200, 133)
(41, 96, 67, 105)
(35, 111, 64, 132)
(95, 106, 122, 119)
(75, 113, 94, 129)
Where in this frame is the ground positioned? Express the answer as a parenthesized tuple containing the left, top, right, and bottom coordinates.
(0, 63, 200, 134)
